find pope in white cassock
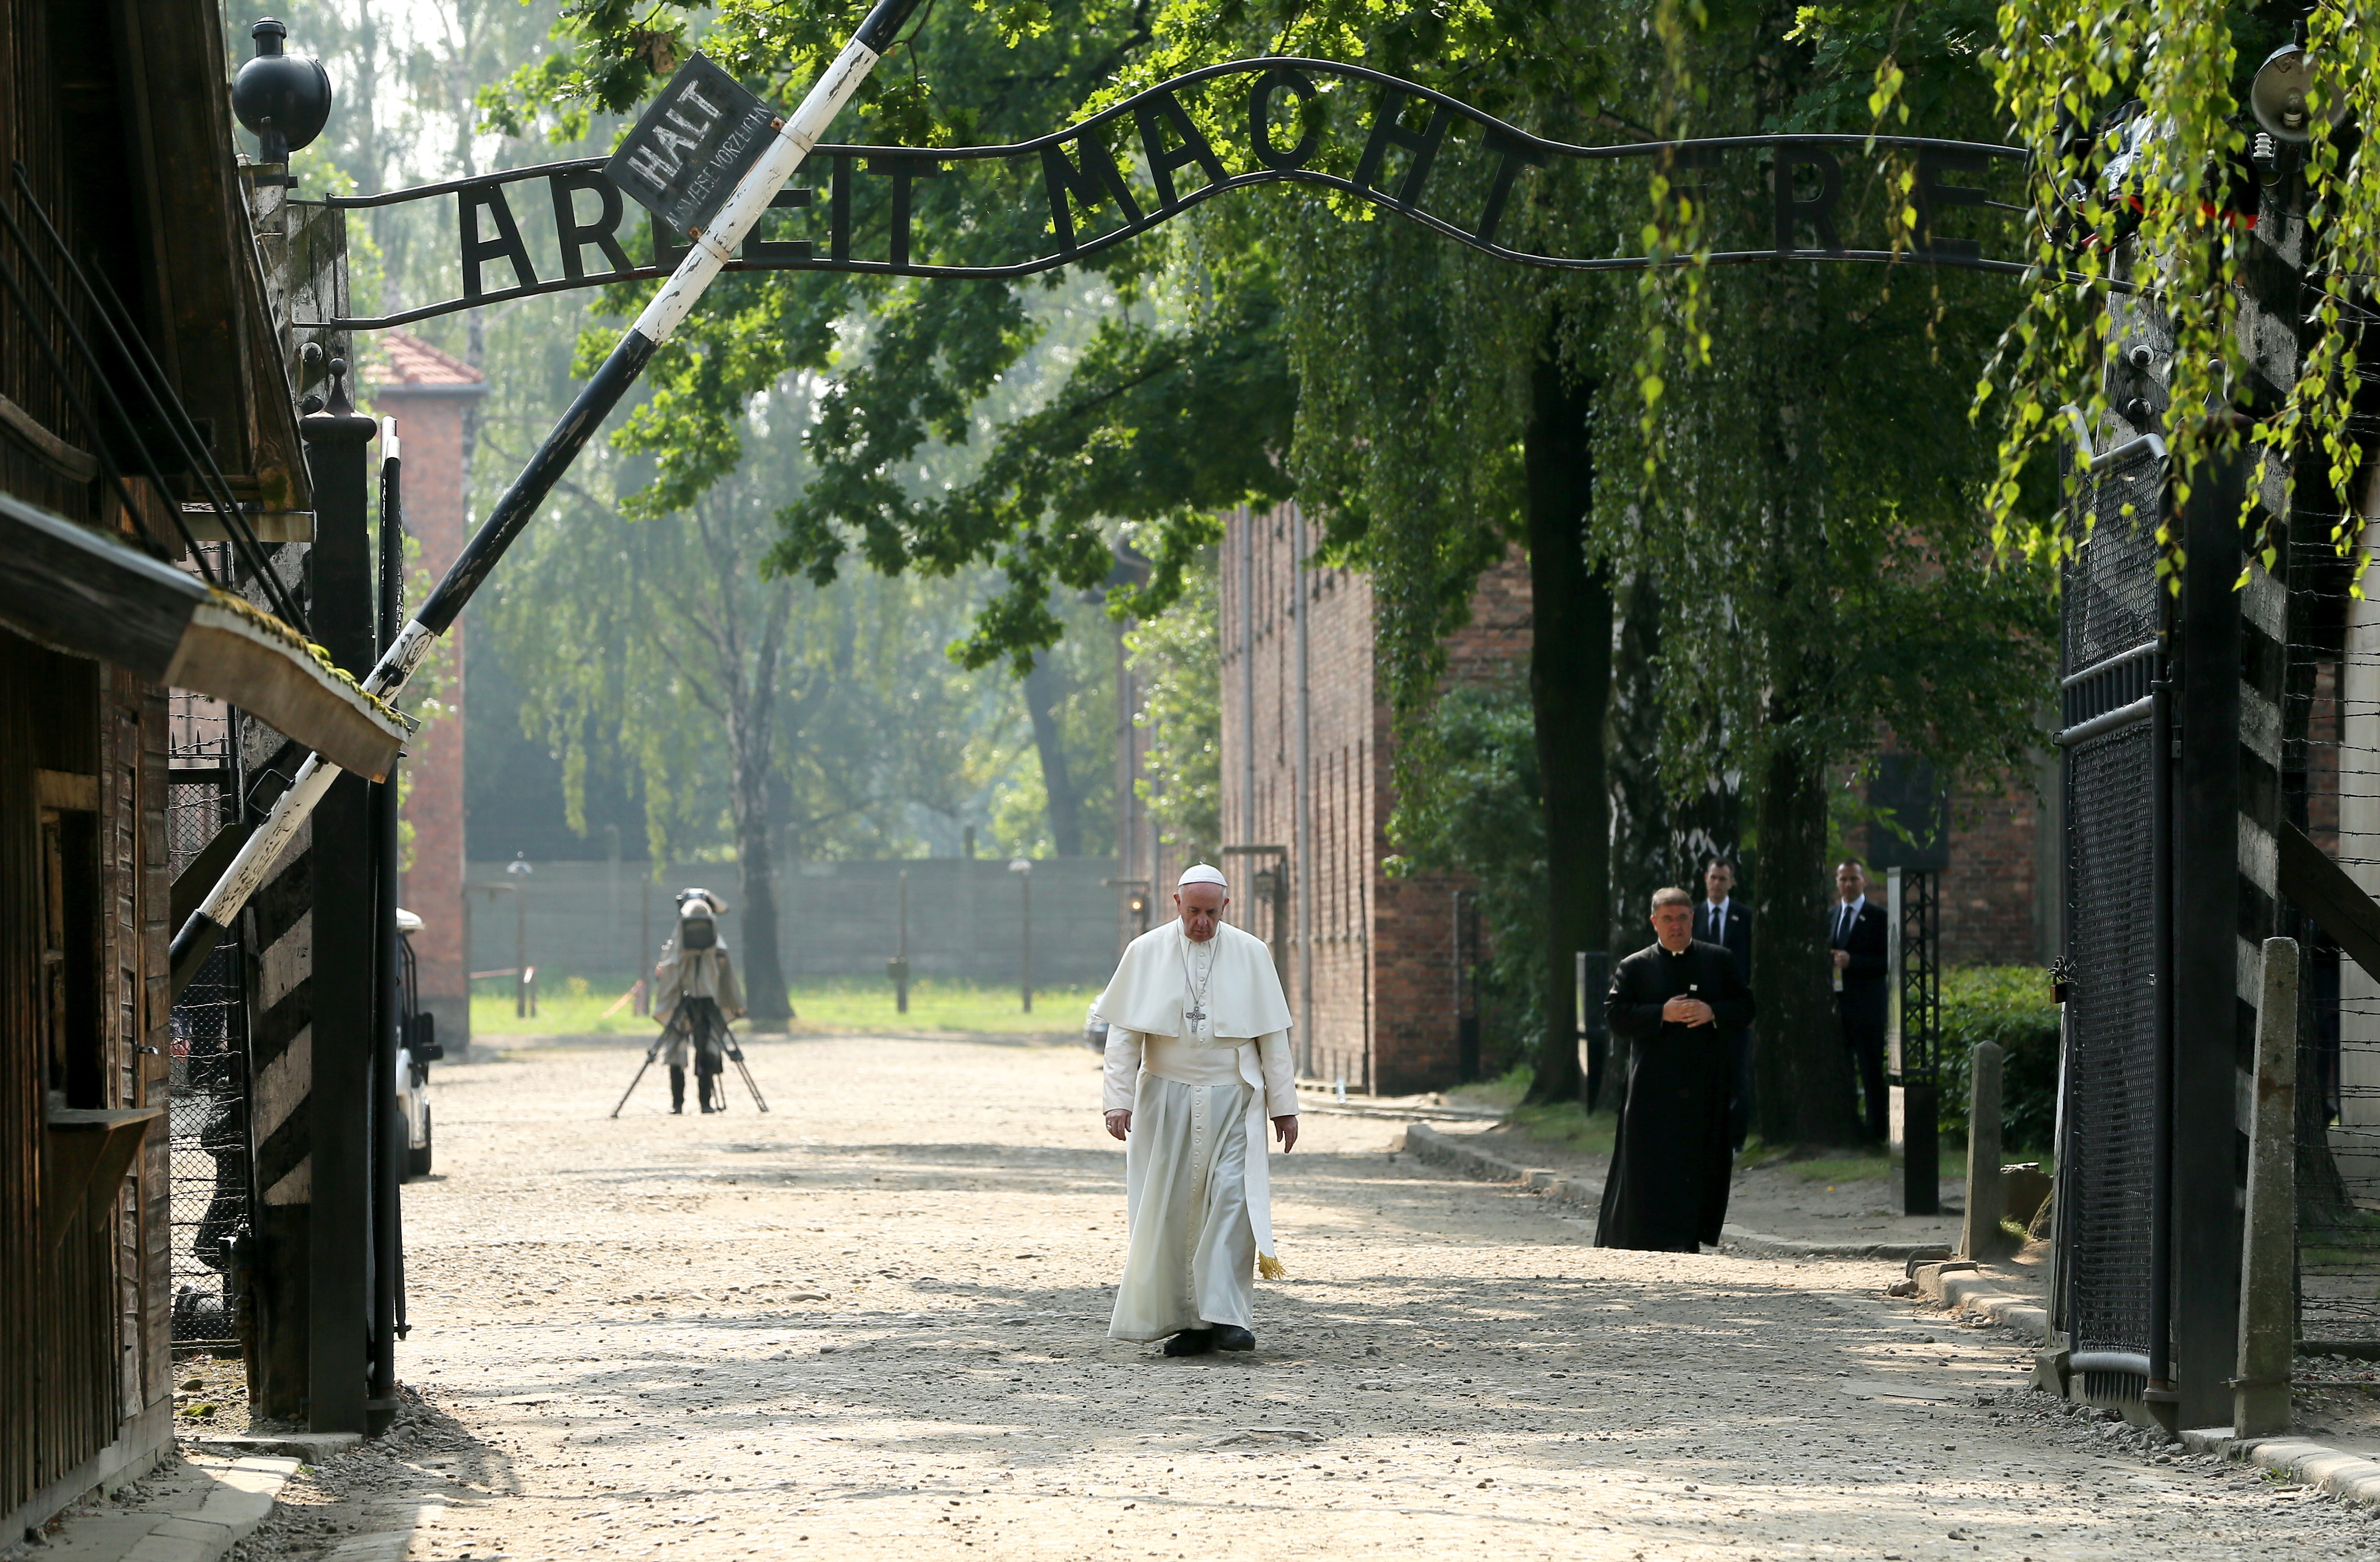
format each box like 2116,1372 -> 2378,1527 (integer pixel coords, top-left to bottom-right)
1097,863 -> 1299,1355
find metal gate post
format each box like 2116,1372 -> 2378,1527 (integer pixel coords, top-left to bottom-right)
302,364 -> 378,1434
2169,452 -> 2249,1431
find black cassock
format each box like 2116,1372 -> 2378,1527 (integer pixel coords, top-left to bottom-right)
1595,938 -> 1757,1252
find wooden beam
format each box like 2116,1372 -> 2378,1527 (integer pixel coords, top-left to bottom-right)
2278,820 -> 2380,980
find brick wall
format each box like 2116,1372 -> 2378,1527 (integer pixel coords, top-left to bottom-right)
370,339 -> 483,1051
1221,502 -> 1532,1094
1852,755 -> 2061,969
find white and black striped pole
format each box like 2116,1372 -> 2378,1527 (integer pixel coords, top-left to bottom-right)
169,0 -> 923,993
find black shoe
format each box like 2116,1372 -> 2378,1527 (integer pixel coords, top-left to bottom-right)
670,1104 -> 684,1115
1211,1326 -> 1255,1352
1161,1329 -> 1216,1357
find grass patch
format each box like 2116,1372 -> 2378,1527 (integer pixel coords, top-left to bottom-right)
1789,1155 -> 1891,1184
469,976 -> 1102,1038
1504,1100 -> 1619,1158
1448,1064 -> 1532,1113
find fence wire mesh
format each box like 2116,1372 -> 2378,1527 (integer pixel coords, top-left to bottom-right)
2057,439 -> 2164,1390
2063,722 -> 2160,1371
2066,450 -> 2164,671
167,703 -> 247,1351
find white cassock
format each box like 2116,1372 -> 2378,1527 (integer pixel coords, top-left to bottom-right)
1097,918 -> 1297,1341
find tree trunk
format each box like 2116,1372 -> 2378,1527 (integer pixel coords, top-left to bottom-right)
1522,343 -> 1612,1107
1606,561 -> 1667,955
730,593 -> 794,1023
1024,655 -> 1083,857
1747,740 -> 1860,1145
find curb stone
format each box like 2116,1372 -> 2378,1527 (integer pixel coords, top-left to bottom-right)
28,1454 -> 299,1562
182,1433 -> 360,1464
1722,1226 -> 1955,1262
1400,1121 -> 1957,1259
1909,1260 -> 2050,1342
1399,1122 -> 1602,1210
2179,1428 -> 2380,1509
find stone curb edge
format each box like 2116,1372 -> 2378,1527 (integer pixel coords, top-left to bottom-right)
108,1454 -> 301,1562
2177,1428 -> 2380,1508
1909,1261 -> 2050,1343
1399,1122 -> 1602,1211
1399,1121 -> 1956,1261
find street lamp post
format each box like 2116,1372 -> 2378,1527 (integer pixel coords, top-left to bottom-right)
1009,858 -> 1033,1014
887,868 -> 911,1014
506,853 -> 533,1016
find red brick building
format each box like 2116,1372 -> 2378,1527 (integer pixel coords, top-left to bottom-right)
1913,763 -> 2062,968
1218,502 -> 1531,1094
367,332 -> 484,1051
1220,501 -> 2059,1096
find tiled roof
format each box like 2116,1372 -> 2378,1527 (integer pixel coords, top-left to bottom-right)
366,329 -> 487,390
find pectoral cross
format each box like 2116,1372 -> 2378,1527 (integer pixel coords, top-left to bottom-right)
1186,1004 -> 1207,1029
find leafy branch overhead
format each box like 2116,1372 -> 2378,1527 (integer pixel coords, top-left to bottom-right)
495,0 -> 1294,671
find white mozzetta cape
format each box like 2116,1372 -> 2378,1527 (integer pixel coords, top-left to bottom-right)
1096,918 -> 1291,1040
1097,918 -> 1297,1280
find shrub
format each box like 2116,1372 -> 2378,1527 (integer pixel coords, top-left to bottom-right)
1934,964 -> 2060,1152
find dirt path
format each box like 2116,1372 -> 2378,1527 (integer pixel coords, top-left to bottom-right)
226,1032 -> 2376,1561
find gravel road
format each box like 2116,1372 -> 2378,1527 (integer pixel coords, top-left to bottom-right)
223,1030 -> 2380,1562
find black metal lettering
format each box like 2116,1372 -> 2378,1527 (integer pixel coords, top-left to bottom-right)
1914,147 -> 1990,260
1771,144 -> 1844,255
1247,68 -> 1320,171
459,183 -> 537,301
830,154 -> 852,263
1472,130 -> 1545,246
1042,133 -> 1143,254
741,188 -> 814,264
1134,90 -> 1228,210
549,169 -> 635,282
864,158 -> 939,269
1351,89 -> 1453,207
650,210 -> 689,269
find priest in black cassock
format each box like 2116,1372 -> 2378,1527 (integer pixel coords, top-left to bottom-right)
1596,886 -> 1759,1252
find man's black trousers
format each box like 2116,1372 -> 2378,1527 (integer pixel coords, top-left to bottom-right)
1839,1001 -> 1887,1142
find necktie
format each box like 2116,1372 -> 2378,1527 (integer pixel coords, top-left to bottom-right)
1836,904 -> 1850,944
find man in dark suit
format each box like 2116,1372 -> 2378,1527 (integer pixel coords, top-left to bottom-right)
1597,887 -> 1758,1252
1697,859 -> 1754,1151
1829,859 -> 1891,1141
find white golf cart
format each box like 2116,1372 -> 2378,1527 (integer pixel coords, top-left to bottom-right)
395,907 -> 442,1179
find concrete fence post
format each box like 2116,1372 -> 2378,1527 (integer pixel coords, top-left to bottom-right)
2235,936 -> 2300,1437
1959,1041 -> 2006,1261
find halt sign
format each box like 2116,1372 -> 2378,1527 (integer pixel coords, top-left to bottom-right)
604,54 -> 780,238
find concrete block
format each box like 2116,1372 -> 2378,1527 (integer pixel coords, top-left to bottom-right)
1992,1304 -> 2050,1338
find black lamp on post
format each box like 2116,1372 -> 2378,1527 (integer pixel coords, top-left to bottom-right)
230,19 -> 332,181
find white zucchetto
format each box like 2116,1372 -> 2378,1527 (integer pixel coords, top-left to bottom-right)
1177,863 -> 1228,890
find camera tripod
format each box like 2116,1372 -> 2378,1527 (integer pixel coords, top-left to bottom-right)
611,1003 -> 769,1117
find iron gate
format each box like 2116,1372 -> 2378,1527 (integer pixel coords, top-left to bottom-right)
2056,435 -> 2168,1400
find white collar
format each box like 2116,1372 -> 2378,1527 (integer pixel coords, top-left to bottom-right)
1704,896 -> 1730,918
1838,894 -> 1866,918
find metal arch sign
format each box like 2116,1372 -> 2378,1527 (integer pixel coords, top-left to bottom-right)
301,56 -> 2031,332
